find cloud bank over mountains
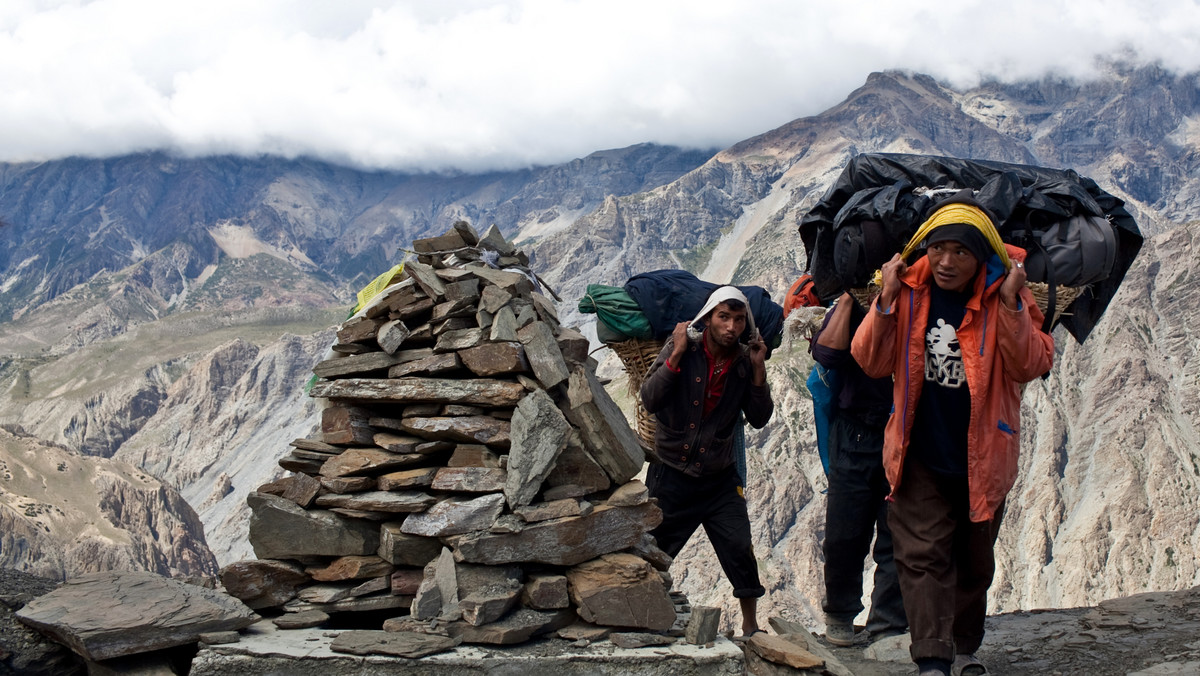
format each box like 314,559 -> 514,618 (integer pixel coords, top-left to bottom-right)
2,0 -> 1199,172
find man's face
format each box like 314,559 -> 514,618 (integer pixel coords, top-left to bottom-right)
707,302 -> 747,349
927,241 -> 980,293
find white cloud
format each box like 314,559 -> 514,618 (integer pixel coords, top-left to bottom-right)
1,0 -> 1198,172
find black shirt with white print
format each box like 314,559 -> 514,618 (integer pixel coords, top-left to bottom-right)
910,283 -> 973,476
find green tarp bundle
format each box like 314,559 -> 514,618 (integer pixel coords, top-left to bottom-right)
578,284 -> 653,341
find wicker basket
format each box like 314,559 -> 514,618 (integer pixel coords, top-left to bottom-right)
849,282 -> 1079,325
1026,283 -> 1080,325
608,337 -> 665,460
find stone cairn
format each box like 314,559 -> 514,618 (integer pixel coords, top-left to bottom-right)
219,221 -> 698,652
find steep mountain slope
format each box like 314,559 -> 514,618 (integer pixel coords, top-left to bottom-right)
0,144 -> 712,323
0,425 -> 215,580
997,224 -> 1200,609
959,63 -> 1200,228
114,332 -> 333,564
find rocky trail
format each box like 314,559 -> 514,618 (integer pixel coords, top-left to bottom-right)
817,585 -> 1200,676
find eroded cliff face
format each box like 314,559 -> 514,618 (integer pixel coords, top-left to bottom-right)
114,332 -> 333,565
996,224 -> 1200,609
0,426 -> 216,580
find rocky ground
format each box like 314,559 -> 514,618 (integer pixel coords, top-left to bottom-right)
5,562 -> 1200,675
813,585 -> 1200,676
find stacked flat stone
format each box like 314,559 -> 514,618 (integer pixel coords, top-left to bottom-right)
221,221 -> 680,647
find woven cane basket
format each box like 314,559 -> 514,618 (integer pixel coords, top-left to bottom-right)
608,337 -> 664,461
849,282 -> 1079,325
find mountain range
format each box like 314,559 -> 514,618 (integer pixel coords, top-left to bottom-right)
0,61 -> 1198,632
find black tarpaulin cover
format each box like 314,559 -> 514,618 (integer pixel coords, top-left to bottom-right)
797,153 -> 1143,343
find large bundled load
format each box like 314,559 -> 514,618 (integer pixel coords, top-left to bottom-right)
220,221 -> 688,651
798,153 -> 1144,342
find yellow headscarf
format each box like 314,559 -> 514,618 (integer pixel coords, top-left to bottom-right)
871,203 -> 1011,286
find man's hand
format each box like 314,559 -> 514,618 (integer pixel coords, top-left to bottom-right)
667,321 -> 690,369
748,334 -> 767,385
879,253 -> 907,310
1000,259 -> 1027,310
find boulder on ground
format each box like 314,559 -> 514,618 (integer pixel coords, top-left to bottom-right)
16,570 -> 258,662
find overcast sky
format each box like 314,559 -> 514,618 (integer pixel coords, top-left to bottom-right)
2,0 -> 1199,173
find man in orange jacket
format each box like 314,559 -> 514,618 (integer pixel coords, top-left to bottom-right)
851,199 -> 1055,676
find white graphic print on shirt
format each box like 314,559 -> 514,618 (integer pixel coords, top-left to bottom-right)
925,318 -> 966,388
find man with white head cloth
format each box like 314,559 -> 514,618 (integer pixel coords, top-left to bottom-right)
640,285 -> 774,636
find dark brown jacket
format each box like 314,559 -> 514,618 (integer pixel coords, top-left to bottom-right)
640,335 -> 774,477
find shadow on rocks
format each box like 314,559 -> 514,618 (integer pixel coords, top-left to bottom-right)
0,568 -> 84,676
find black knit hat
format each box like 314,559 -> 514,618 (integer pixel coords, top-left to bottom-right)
922,223 -> 991,263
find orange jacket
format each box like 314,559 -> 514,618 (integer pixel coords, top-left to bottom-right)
850,244 -> 1055,522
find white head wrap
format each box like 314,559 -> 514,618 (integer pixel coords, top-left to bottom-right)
687,286 -> 758,341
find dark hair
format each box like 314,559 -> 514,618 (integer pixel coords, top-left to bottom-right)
702,298 -> 748,324
719,299 -> 746,312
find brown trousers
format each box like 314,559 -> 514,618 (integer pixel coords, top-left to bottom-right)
888,457 -> 1005,662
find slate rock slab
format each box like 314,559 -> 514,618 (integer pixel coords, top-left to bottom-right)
448,608 -> 575,645
457,564 -> 523,627
16,570 -> 258,662
544,443 -> 611,494
314,490 -> 437,514
504,389 -> 571,509
272,610 -> 329,630
248,492 -> 380,559
218,559 -> 310,610
309,377 -> 526,407
378,523 -> 443,566
446,503 -> 662,566
747,632 -> 825,669
329,630 -> 459,658
516,321 -> 569,389
685,606 -> 721,645
401,494 -> 506,537
566,553 -> 676,631
522,574 -> 570,610
562,365 -> 643,483
609,632 -> 676,649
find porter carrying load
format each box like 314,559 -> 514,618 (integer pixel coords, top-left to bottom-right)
580,270 -> 784,474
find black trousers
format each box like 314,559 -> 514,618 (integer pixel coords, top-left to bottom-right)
822,412 -> 907,636
646,462 -> 765,598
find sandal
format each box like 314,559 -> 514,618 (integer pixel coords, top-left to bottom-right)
733,629 -> 766,643
952,653 -> 988,676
